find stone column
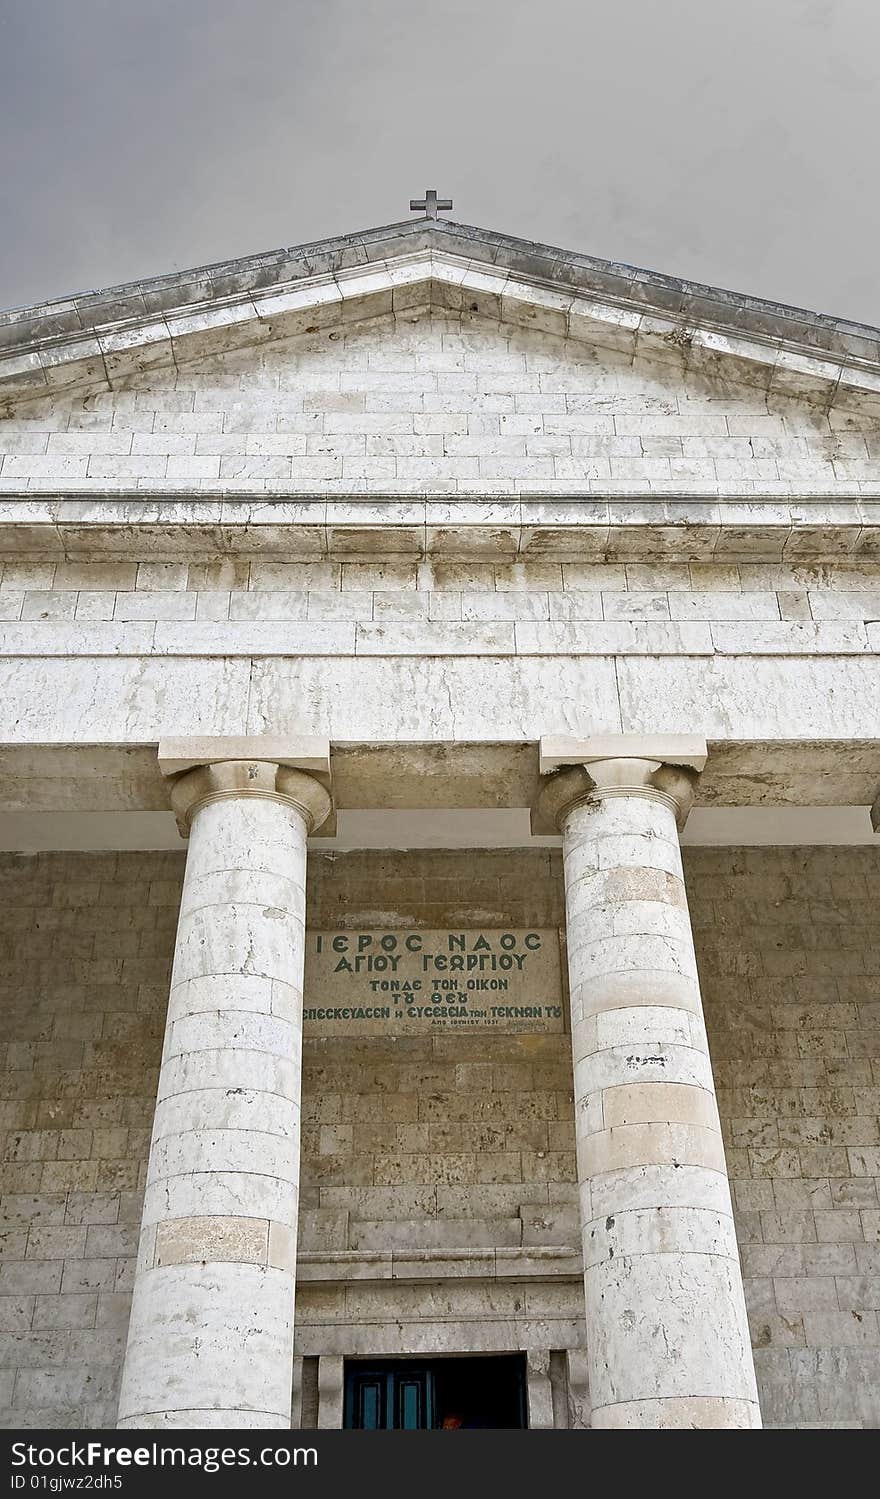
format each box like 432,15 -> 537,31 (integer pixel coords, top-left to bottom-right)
536,736 -> 760,1430
117,753 -> 332,1429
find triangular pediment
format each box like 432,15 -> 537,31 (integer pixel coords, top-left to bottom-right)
1,297 -> 875,502
2,219 -> 880,423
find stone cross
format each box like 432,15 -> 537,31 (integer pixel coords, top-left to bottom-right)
409,188 -> 453,220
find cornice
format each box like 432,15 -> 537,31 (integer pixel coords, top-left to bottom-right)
0,488 -> 878,562
2,225 -> 880,417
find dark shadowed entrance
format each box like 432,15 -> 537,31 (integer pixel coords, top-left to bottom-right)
344,1354 -> 528,1429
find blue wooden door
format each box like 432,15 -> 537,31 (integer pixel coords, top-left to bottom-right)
345,1365 -> 436,1429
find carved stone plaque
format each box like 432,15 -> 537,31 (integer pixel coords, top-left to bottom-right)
303,928 -> 564,1035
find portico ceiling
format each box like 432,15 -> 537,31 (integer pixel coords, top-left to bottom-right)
0,740 -> 875,851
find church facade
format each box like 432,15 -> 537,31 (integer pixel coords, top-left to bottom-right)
0,210 -> 878,1429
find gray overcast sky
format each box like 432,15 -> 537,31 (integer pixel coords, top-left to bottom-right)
1,1 -> 878,323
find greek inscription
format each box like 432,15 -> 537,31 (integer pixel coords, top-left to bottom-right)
303,929 -> 564,1036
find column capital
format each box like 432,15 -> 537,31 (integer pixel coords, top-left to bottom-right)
164,757 -> 333,838
158,736 -> 332,837
533,755 -> 701,834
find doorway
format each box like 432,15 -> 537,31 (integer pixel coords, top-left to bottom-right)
343,1354 -> 528,1429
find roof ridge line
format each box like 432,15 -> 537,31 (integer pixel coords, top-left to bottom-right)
3,217 -> 879,344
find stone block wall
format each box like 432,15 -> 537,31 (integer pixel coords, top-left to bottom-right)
0,852 -> 180,1427
691,847 -> 880,1429
299,850 -> 576,1255
0,845 -> 878,1426
2,554 -> 880,658
0,313 -> 870,495
0,847 -> 578,1427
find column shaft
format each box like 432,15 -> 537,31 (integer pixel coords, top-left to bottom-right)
118,762 -> 329,1429
552,760 -> 760,1429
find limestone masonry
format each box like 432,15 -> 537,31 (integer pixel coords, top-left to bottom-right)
0,213 -> 878,1429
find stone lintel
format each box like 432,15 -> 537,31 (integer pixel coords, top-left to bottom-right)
296,1246 -> 582,1285
538,734 -> 708,776
158,735 -> 331,778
